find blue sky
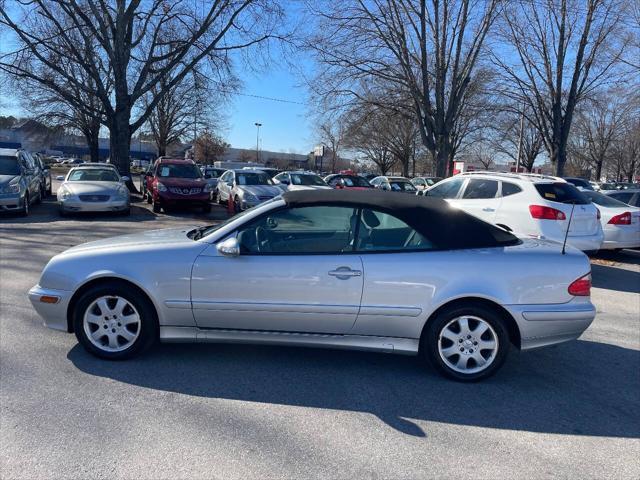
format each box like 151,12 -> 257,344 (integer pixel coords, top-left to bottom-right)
224,66 -> 312,154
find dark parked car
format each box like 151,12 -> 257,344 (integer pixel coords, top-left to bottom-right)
324,174 -> 374,190
146,158 -> 212,213
33,153 -> 52,197
604,189 -> 640,208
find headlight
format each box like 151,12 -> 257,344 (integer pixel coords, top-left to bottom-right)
1,181 -> 21,194
58,186 -> 73,199
243,193 -> 258,202
115,187 -> 129,199
157,183 -> 168,192
204,183 -> 213,193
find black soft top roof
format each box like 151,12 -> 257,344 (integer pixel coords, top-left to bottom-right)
282,189 -> 519,250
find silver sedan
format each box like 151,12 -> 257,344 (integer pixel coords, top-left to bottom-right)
56,165 -> 130,215
29,190 -> 595,381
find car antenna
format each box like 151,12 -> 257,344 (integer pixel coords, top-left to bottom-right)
561,201 -> 577,255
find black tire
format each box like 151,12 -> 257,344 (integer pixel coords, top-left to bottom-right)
59,207 -> 67,217
120,207 -> 131,216
233,196 -> 241,213
152,199 -> 161,213
216,191 -> 224,205
72,282 -> 158,360
20,193 -> 29,217
202,203 -> 212,213
35,189 -> 42,204
420,303 -> 510,382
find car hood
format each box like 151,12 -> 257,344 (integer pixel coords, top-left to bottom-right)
157,177 -> 207,188
0,174 -> 19,185
63,181 -> 125,195
60,226 -> 199,256
238,185 -> 282,197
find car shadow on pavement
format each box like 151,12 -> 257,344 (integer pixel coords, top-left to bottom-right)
67,338 -> 640,439
591,263 -> 640,294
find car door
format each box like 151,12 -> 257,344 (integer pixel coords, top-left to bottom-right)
19,153 -> 39,199
449,178 -> 501,223
191,205 -> 364,333
349,208 -> 435,339
218,171 -> 233,201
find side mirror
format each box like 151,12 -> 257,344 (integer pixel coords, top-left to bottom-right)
217,237 -> 240,257
56,175 -> 65,181
121,176 -> 130,182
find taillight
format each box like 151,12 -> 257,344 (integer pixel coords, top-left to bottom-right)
568,273 -> 591,296
608,212 -> 632,225
529,205 -> 566,220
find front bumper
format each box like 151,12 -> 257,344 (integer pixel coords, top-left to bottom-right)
505,298 -> 596,350
28,285 -> 73,332
59,198 -> 129,212
157,191 -> 210,207
0,193 -> 25,211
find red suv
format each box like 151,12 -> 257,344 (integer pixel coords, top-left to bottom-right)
145,158 -> 212,213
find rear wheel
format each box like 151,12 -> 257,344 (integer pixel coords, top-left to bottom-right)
152,199 -> 161,213
233,196 -> 241,213
73,283 -> 158,360
421,303 -> 510,381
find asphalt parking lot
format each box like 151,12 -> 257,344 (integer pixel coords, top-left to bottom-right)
1,183 -> 639,479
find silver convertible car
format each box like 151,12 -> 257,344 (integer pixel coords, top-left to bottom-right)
29,190 -> 596,381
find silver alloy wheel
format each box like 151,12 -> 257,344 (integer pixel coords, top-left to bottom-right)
437,315 -> 499,374
83,296 -> 141,352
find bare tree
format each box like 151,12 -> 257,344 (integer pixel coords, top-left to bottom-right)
492,107 -> 544,172
305,0 -> 501,177
0,0 -> 284,177
495,0 -> 627,176
569,89 -> 637,180
317,119 -> 347,173
192,131 -> 229,165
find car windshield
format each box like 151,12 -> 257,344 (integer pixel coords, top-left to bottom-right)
534,182 -> 589,204
339,175 -> 371,187
290,174 -> 327,186
237,172 -> 273,185
67,168 -> 120,182
599,183 -> 617,190
0,156 -> 20,175
583,190 -> 631,208
204,168 -> 225,177
159,163 -> 202,179
390,180 -> 417,192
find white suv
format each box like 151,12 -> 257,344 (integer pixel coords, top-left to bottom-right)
419,172 -> 604,252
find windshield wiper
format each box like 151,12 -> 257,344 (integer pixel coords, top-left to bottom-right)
191,225 -> 212,240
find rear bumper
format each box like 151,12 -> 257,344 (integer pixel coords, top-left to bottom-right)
565,232 -> 604,252
505,299 -> 596,350
601,225 -> 640,250
28,285 -> 73,332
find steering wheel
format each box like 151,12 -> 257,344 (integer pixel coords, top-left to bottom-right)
255,226 -> 269,253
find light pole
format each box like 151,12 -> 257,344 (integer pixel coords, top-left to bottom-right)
254,122 -> 262,163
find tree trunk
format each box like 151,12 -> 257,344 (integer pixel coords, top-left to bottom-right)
435,147 -> 449,177
109,107 -> 136,191
595,159 -> 603,181
88,133 -> 100,163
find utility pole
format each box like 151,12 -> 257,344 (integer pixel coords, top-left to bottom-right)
516,104 -> 525,173
254,122 -> 262,163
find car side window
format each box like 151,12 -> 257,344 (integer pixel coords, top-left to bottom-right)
236,206 -> 358,254
356,209 -> 434,252
501,182 -> 522,197
462,179 -> 499,199
426,178 -> 464,199
611,192 -> 633,204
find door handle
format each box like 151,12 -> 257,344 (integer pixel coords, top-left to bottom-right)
482,207 -> 495,212
328,267 -> 362,279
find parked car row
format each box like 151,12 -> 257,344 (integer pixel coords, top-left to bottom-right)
0,148 -> 51,216
417,172 -> 639,252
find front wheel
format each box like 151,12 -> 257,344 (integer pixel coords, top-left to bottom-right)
20,193 -> 29,216
421,304 -> 509,381
73,283 -> 158,360
152,199 -> 161,213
